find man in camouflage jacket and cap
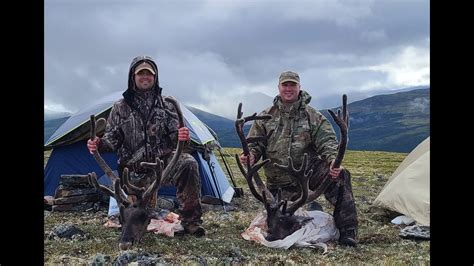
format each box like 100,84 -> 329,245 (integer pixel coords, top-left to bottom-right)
87,55 -> 205,236
240,70 -> 358,246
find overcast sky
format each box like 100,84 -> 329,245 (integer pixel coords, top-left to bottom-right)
45,0 -> 429,119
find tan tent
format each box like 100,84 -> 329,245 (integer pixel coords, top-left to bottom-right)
373,137 -> 430,226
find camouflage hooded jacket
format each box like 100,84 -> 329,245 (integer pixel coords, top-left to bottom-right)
247,90 -> 339,188
99,56 -> 180,173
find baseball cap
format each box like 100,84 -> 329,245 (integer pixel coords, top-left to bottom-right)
134,62 -> 156,75
279,71 -> 300,84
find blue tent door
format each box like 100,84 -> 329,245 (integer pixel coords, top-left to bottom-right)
195,152 -> 234,203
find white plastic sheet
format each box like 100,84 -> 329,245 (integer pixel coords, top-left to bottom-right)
241,210 -> 339,252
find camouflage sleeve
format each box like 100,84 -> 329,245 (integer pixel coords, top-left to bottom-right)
99,103 -> 123,153
311,111 -> 338,164
247,112 -> 266,161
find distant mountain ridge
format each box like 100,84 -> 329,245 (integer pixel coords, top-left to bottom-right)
321,88 -> 429,152
44,88 -> 429,152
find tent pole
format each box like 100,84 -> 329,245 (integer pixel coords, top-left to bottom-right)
218,147 -> 243,197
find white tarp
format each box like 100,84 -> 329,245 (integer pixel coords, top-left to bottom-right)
241,210 -> 339,253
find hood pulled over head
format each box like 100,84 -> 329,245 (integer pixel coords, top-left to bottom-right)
123,55 -> 163,104
127,55 -> 160,93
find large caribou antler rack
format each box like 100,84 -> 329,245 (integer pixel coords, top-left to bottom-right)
273,94 -> 349,211
234,96 -> 349,241
88,97 -> 185,208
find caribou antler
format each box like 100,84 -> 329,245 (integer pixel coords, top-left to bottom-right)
234,103 -> 273,203
140,96 -> 186,206
88,172 -> 129,206
88,96 -> 186,251
88,97 -> 185,205
327,94 -> 349,168
235,96 -> 349,241
275,94 -> 349,207
120,167 -> 146,197
89,115 -> 130,206
273,154 -> 313,215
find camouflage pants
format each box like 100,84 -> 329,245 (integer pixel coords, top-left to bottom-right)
162,153 -> 203,225
269,158 -> 358,231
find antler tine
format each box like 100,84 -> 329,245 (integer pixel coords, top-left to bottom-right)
305,175 -> 333,204
274,188 -> 287,212
120,167 -> 145,197
237,102 -> 243,119
141,158 -> 164,177
304,94 -> 350,203
113,179 -> 130,206
237,102 -> 270,122
88,172 -> 114,197
274,154 -> 312,214
88,172 -> 130,206
243,113 -> 272,123
235,154 -> 270,203
235,114 -> 272,156
142,97 -> 185,203
281,200 -> 288,214
142,158 -> 165,205
253,172 -> 274,202
235,117 -> 250,156
327,94 -> 349,168
235,103 -> 275,204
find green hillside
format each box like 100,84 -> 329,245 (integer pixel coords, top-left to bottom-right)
323,88 -> 429,152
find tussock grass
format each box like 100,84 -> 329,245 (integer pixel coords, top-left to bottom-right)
44,148 -> 429,264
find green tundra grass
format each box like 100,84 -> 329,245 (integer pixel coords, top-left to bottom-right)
44,148 -> 429,264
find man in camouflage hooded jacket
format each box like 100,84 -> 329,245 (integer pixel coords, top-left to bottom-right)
240,71 -> 358,246
87,55 -> 204,236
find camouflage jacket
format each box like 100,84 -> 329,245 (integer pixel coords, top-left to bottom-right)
99,89 -> 180,173
247,90 -> 339,188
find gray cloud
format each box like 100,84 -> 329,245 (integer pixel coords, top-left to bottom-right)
45,0 -> 429,118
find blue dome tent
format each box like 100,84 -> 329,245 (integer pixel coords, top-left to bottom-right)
44,91 -> 234,205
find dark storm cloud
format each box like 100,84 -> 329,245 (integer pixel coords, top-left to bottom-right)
45,0 -> 429,118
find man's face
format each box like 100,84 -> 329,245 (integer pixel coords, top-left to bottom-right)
134,70 -> 155,91
278,81 -> 300,103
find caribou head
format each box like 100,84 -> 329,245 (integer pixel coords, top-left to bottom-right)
88,97 -> 185,250
235,95 -> 349,241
